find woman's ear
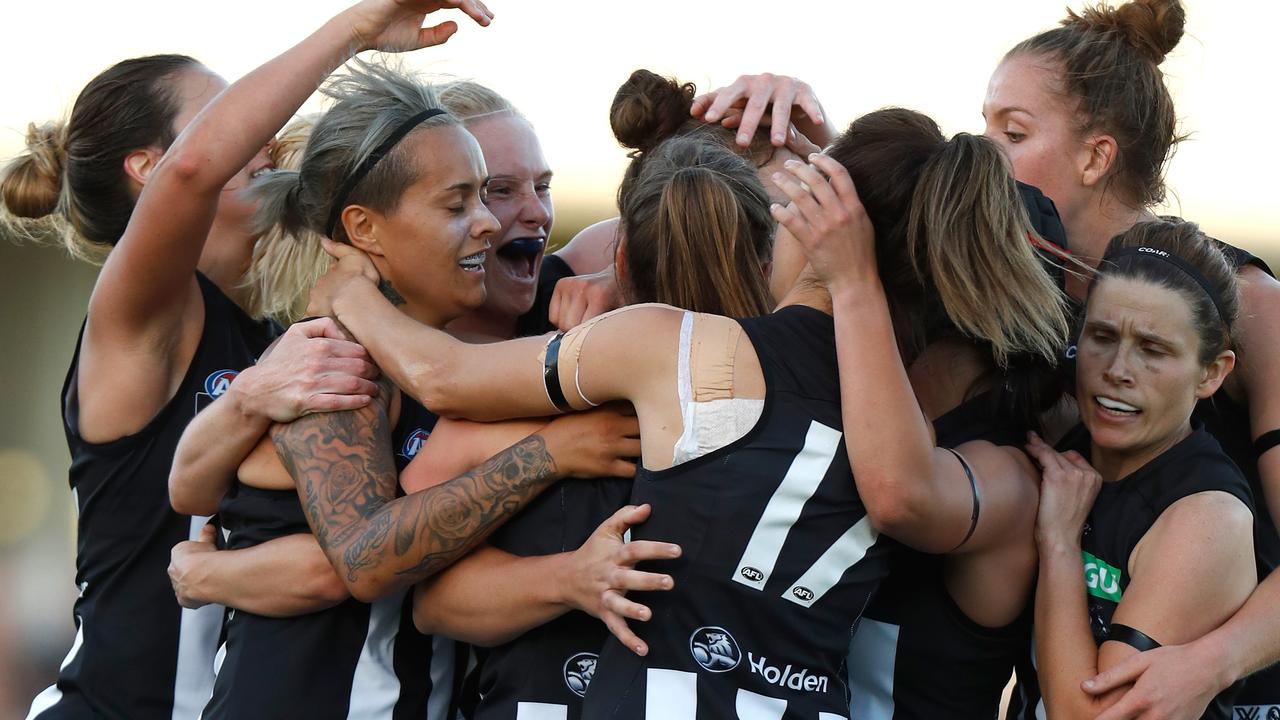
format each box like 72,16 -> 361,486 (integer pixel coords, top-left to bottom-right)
1196,350 -> 1236,400
122,147 -> 163,189
341,205 -> 386,258
613,234 -> 628,285
1080,134 -> 1119,189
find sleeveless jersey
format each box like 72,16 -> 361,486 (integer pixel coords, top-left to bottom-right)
202,395 -> 462,720
1197,242 -> 1279,713
848,394 -> 1030,720
581,305 -> 894,720
28,273 -> 280,720
466,476 -> 632,720
1009,424 -> 1253,720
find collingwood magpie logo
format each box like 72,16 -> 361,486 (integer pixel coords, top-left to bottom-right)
689,626 -> 741,672
399,428 -> 430,459
563,652 -> 597,697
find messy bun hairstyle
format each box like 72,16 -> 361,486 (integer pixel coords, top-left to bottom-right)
1,54 -> 200,263
610,69 -> 776,210
1007,0 -> 1187,207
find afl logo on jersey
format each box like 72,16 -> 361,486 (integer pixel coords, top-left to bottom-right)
689,626 -> 741,673
740,566 -> 764,583
562,652 -> 598,697
204,370 -> 239,398
791,586 -> 815,602
399,428 -> 431,459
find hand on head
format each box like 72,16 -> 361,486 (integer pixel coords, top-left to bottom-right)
769,154 -> 877,291
346,0 -> 494,54
691,73 -> 829,148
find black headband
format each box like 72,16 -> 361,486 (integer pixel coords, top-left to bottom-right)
1106,246 -> 1228,322
324,108 -> 448,238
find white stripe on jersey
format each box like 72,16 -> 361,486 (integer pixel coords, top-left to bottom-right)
784,516 -> 878,608
347,591 -> 404,719
733,421 -> 842,591
847,618 -> 899,720
427,636 -> 457,720
646,668 -> 697,720
174,515 -> 222,720
818,714 -> 848,719
515,701 -> 569,720
735,688 -> 787,719
25,614 -> 85,720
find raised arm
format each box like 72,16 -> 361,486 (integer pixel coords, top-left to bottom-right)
771,156 -> 1040,560
691,73 -> 835,150
1028,438 -> 1256,720
169,317 -> 379,515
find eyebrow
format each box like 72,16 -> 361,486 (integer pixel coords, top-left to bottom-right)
1084,319 -> 1179,348
488,171 -> 555,182
989,105 -> 1035,119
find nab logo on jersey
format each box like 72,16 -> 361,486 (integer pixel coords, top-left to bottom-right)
204,370 -> 238,398
689,626 -> 741,673
563,652 -> 598,697
400,429 -> 431,459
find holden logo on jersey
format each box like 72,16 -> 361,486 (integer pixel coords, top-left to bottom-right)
791,586 -> 815,602
563,652 -> 598,697
690,626 -> 741,672
204,370 -> 238,398
740,566 -> 764,583
747,653 -> 830,694
400,428 -> 431,459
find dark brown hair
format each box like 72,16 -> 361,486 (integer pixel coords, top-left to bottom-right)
1,54 -> 201,263
1095,220 -> 1239,363
1007,0 -> 1187,207
619,134 -> 774,319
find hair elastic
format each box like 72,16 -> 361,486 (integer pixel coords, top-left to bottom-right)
1106,246 -> 1227,321
324,107 -> 448,238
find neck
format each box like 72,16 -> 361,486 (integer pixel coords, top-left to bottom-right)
1063,194 -> 1156,299
775,281 -> 832,316
196,222 -> 254,310
1090,421 -> 1193,482
446,306 -> 519,341
906,340 -> 989,422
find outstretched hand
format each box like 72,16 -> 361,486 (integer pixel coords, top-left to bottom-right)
567,504 -> 680,656
770,154 -> 877,290
691,73 -> 832,149
347,0 -> 494,54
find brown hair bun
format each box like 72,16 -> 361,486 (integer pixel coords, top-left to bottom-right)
1066,0 -> 1186,64
610,69 -> 697,154
1,121 -> 67,219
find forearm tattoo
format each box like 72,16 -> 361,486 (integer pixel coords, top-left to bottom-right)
378,279 -> 407,307
272,409 -> 559,593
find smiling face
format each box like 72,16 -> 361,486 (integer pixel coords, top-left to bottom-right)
983,54 -> 1092,231
367,124 -> 500,328
465,114 -> 553,320
1076,276 -> 1227,475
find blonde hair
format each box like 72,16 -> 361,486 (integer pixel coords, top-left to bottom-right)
437,80 -> 518,123
239,116 -> 330,324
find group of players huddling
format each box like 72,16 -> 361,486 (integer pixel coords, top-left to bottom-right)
4,0 -> 1280,718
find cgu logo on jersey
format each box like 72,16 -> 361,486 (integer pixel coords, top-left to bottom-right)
204,370 -> 239,398
399,429 -> 431,459
689,626 -> 742,672
563,652 -> 598,698
747,653 -> 829,694
1082,550 -> 1123,602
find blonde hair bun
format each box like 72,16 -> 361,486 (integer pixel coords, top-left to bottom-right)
1,121 -> 67,219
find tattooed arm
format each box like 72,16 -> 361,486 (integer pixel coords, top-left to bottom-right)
273,397 -> 639,602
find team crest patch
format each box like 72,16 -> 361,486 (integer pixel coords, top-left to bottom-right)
400,428 -> 431,459
195,369 -> 239,413
563,652 -> 598,697
689,625 -> 741,672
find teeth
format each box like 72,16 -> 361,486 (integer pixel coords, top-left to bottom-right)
458,250 -> 486,271
1096,396 -> 1140,413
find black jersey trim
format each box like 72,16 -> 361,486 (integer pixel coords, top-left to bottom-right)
1254,429 -> 1280,457
1105,623 -> 1161,652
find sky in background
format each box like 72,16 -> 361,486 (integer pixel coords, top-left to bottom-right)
0,0 -> 1276,713
3,0 -> 1278,247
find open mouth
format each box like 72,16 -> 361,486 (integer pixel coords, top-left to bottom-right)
249,164 -> 276,180
492,237 -> 544,280
1095,396 -> 1141,417
458,249 -> 487,273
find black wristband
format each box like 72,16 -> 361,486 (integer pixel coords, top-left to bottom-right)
1106,623 -> 1162,652
1254,429 -> 1280,457
542,332 -> 573,413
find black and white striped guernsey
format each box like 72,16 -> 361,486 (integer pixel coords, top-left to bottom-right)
581,305 -> 893,720
847,393 -> 1030,720
28,273 -> 280,720
1009,423 -> 1253,720
202,393 -> 463,720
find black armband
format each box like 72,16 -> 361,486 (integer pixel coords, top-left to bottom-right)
1105,623 -> 1162,653
542,332 -> 573,413
1255,429 -> 1280,457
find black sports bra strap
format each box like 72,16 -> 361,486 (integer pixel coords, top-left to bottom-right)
1105,623 -> 1162,653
